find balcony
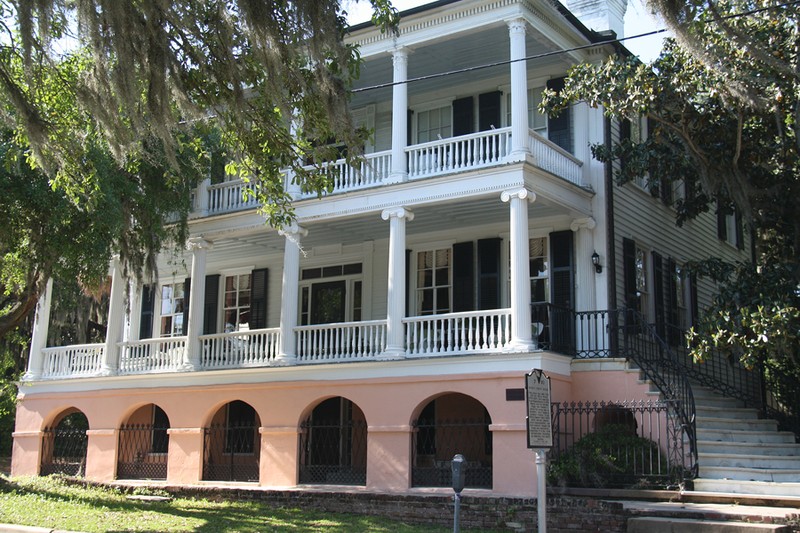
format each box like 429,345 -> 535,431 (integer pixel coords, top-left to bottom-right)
198,128 -> 583,217
35,308 -> 537,380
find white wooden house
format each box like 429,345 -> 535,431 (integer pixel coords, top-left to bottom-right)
15,0 -> 795,498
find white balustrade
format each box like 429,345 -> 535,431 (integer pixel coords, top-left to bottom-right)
41,344 -> 104,378
403,309 -> 512,357
119,337 -> 187,374
207,179 -> 260,214
407,128 -> 512,179
528,130 -> 584,186
295,320 -> 387,363
298,151 -> 392,198
200,328 -> 280,369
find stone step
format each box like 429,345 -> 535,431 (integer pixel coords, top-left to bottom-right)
693,395 -> 747,409
627,517 -> 789,532
699,465 -> 800,482
696,416 -> 779,432
695,428 -> 796,444
699,452 -> 800,470
695,406 -> 760,420
692,479 -> 800,498
697,440 -> 800,456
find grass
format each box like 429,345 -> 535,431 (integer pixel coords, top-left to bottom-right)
0,475 -> 499,532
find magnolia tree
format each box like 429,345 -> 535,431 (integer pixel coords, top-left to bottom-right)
542,1 -> 799,409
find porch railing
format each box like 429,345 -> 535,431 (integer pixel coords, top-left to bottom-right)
295,320 -> 387,363
41,344 -> 104,379
297,151 -> 392,199
403,309 -> 512,357
207,179 -> 259,214
200,328 -> 280,369
528,130 -> 583,186
407,128 -> 512,179
118,337 -> 187,374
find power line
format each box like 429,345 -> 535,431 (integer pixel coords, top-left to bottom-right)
351,0 -> 800,94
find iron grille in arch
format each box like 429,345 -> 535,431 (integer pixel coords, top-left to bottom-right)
411,418 -> 493,489
202,423 -> 260,482
40,426 -> 87,476
116,424 -> 169,480
299,418 -> 367,485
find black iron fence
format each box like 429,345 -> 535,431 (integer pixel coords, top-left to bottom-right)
202,423 -> 260,482
549,400 -> 684,489
299,419 -> 367,485
117,424 -> 169,480
40,427 -> 87,476
411,418 -> 492,489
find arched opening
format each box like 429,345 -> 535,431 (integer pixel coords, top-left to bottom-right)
117,404 -> 170,480
411,393 -> 492,488
202,400 -> 261,482
299,397 -> 366,485
41,409 -> 89,476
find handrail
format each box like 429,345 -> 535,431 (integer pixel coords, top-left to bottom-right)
403,309 -> 512,356
614,309 -> 698,480
528,130 -> 583,186
406,128 -> 512,179
41,344 -> 104,379
200,328 -> 279,368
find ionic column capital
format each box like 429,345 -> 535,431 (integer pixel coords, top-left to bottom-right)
278,222 -> 308,239
570,217 -> 597,232
186,237 -> 212,252
506,17 -> 527,34
381,207 -> 415,222
391,46 -> 412,63
501,188 -> 536,204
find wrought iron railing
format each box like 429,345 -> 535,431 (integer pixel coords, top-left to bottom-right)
298,418 -> 367,485
40,426 -> 87,476
117,424 -> 169,480
202,423 -> 261,482
410,418 -> 492,489
549,400 -> 681,488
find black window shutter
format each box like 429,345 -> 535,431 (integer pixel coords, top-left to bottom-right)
735,211 -> 744,250
689,272 -> 699,327
139,284 -> 155,340
250,269 -> 269,329
478,91 -> 501,132
182,277 -> 191,336
546,77 -> 572,153
407,109 -> 413,146
652,251 -> 665,337
716,200 -> 727,240
452,96 -> 474,137
452,241 -> 475,312
622,238 -> 638,312
477,238 -> 501,310
405,249 -> 411,317
666,258 -> 679,344
549,231 -> 574,309
203,274 -> 220,334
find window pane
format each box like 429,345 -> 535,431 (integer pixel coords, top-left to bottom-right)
436,288 -> 450,313
435,267 -> 448,285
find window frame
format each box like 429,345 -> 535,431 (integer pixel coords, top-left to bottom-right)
157,279 -> 186,338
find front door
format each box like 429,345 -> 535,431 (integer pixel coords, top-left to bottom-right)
310,281 -> 346,324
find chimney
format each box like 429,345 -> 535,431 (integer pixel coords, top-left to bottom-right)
564,0 -> 628,38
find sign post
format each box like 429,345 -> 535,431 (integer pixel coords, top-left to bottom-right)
526,369 -> 552,533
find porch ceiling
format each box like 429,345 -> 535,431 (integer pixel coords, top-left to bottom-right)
202,194 -> 566,266
350,22 -> 573,108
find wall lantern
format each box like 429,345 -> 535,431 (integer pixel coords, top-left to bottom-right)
592,251 -> 602,274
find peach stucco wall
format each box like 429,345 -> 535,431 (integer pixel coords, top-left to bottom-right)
13,363 -> 646,497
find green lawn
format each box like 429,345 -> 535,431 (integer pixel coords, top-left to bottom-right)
0,475 -> 497,532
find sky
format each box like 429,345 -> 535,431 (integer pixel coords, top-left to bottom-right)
343,0 -> 667,63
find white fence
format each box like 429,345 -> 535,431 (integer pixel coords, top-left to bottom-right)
41,344 -> 104,378
404,309 -> 512,357
119,337 -> 187,374
297,151 -> 392,198
207,179 -> 260,214
407,128 -> 512,179
200,328 -> 280,369
295,320 -> 387,363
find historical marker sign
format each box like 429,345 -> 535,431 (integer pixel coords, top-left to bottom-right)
526,369 -> 553,449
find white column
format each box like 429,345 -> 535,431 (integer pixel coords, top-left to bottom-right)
502,188 -> 536,351
570,218 -> 597,312
124,280 -> 141,342
507,18 -> 531,160
389,47 -> 410,183
183,237 -> 212,370
23,278 -> 53,381
380,207 -> 414,358
195,177 -> 211,216
276,223 -> 307,364
100,256 -> 126,375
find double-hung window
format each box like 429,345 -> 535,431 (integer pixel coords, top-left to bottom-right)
223,273 -> 251,331
416,248 -> 451,315
159,282 -> 185,337
416,106 -> 452,143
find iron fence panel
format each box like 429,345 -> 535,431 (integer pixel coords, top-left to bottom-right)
299,419 -> 367,485
117,424 -> 169,480
202,424 -> 260,482
40,427 -> 87,476
411,418 -> 492,489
